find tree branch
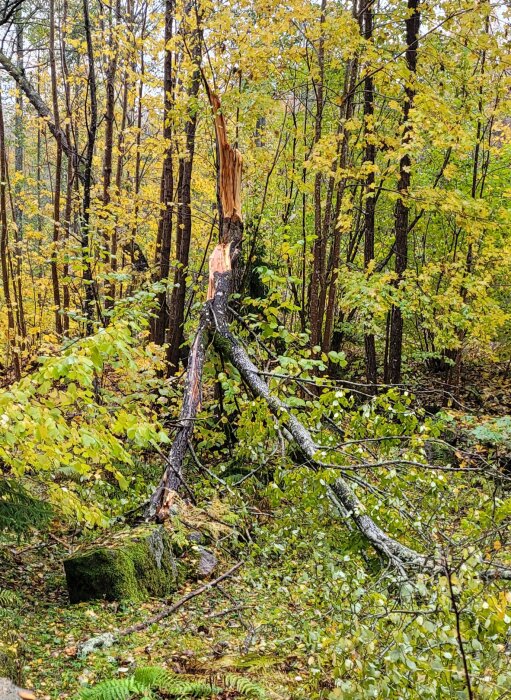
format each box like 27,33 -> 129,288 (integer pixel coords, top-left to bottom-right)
0,48 -> 82,177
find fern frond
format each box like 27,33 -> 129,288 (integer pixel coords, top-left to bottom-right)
133,667 -> 176,689
222,674 -> 268,699
77,677 -> 143,700
163,680 -> 220,698
0,589 -> 19,607
0,479 -> 52,536
80,669 -> 220,700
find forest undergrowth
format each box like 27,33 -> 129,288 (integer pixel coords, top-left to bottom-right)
1,306 -> 510,699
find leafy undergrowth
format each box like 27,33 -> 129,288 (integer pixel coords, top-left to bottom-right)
2,488 -> 511,700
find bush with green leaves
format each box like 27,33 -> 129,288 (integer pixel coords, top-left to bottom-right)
0,291 -> 172,527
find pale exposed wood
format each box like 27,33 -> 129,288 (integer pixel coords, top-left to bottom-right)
210,93 -> 243,222
18,691 -> 36,700
207,242 -> 231,300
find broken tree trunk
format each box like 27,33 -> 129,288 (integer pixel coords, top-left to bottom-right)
145,93 -> 436,574
146,92 -> 242,521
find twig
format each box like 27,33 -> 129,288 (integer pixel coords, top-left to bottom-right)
205,604 -> 251,619
76,563 -> 243,658
118,561 -> 243,637
444,555 -> 474,700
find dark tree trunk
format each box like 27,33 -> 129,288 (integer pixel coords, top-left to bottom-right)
386,0 -> 420,385
152,0 -> 174,345
362,0 -> 377,390
0,89 -> 21,379
308,0 -> 326,350
322,13 -> 358,354
49,0 -> 63,336
167,16 -> 202,374
82,0 -> 98,334
61,0 -> 72,335
13,9 -> 26,341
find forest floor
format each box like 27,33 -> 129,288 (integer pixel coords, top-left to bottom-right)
2,521 -> 312,700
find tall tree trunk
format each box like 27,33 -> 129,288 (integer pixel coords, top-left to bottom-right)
362,0 -> 377,390
386,0 -> 420,385
167,14 -> 202,374
308,0 -> 326,350
126,0 -> 147,273
104,0 -> 123,310
0,89 -> 21,379
82,0 -> 98,334
449,9 -> 489,390
152,0 -> 174,345
322,3 -> 358,355
61,0 -> 72,335
13,9 -> 26,342
49,0 -> 63,335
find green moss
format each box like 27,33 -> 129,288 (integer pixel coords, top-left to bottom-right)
64,525 -> 187,603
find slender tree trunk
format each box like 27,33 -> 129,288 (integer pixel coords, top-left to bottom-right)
13,10 -> 26,342
104,0 -> 124,310
82,0 -> 98,334
323,31 -> 358,353
49,0 -> 63,335
61,0 -> 72,334
167,15 -> 202,374
152,0 -> 174,345
308,0 -> 326,350
126,0 -> 147,272
362,0 -> 377,390
449,9 -> 489,390
386,0 -> 420,385
0,89 -> 21,379
102,0 -> 121,299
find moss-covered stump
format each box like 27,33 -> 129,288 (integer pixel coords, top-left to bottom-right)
64,525 -> 186,604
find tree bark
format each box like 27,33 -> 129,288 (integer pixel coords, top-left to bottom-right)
13,9 -> 26,342
0,88 -> 21,379
82,0 -> 98,334
362,0 -> 377,390
167,13 -> 202,374
386,0 -> 420,385
49,0 -> 63,336
152,0 -> 175,345
308,0 -> 326,350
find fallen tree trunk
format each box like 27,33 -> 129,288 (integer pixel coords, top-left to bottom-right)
146,93 -> 511,580
212,327 -> 426,572
146,91 -> 427,571
0,49 -> 81,176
